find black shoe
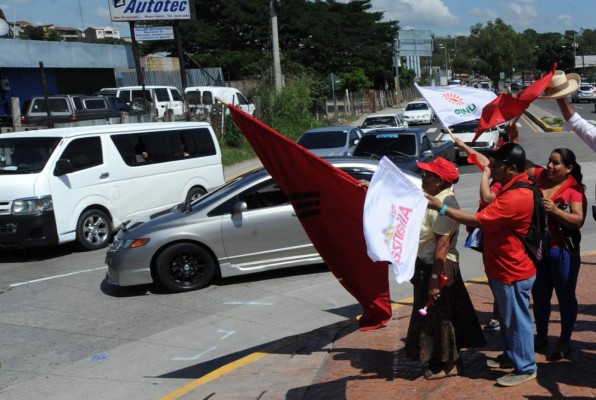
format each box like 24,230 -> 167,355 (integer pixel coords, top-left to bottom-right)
549,345 -> 571,361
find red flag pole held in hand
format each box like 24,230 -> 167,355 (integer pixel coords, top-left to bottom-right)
419,274 -> 449,316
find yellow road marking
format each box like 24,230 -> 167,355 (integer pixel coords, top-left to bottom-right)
162,250 -> 595,398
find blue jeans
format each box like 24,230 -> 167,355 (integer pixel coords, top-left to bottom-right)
490,276 -> 537,374
532,246 -> 580,344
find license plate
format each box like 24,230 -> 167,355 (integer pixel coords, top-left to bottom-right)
459,151 -> 468,157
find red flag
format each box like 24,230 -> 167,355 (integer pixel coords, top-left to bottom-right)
228,105 -> 391,331
472,64 -> 557,143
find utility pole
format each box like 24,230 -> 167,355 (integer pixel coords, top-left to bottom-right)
270,0 -> 282,92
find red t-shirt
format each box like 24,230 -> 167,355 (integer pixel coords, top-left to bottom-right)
476,173 -> 536,284
534,166 -> 586,248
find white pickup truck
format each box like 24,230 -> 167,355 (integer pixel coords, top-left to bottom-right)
436,119 -> 504,163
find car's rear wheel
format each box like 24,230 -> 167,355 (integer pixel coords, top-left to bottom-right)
76,209 -> 113,250
155,243 -> 216,292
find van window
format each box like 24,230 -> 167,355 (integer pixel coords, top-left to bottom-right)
202,91 -> 213,105
170,89 -> 183,101
237,93 -> 249,105
155,88 -> 170,102
0,137 -> 60,173
186,90 -> 202,105
131,90 -> 152,102
118,91 -> 131,103
59,137 -> 103,172
111,128 -> 217,166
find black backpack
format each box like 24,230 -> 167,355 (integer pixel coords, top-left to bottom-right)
504,178 -> 547,264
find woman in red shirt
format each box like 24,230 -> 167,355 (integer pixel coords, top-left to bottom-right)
527,148 -> 587,361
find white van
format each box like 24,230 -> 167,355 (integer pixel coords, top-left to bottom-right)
184,86 -> 256,116
0,122 -> 224,250
98,86 -> 185,119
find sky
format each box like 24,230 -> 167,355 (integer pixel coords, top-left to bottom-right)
0,0 -> 592,38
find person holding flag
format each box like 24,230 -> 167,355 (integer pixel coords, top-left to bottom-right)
403,158 -> 485,380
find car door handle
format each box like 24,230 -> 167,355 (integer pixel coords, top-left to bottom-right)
99,172 -> 109,179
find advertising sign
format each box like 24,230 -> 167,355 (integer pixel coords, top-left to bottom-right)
109,0 -> 192,21
134,26 -> 174,40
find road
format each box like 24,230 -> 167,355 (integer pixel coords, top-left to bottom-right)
1,102 -> 595,399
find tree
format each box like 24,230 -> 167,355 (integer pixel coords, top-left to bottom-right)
140,0 -> 398,88
467,19 -> 533,86
20,25 -> 45,40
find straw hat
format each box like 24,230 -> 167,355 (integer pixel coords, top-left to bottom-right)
541,70 -> 581,99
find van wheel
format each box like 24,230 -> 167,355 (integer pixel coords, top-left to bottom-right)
155,243 -> 216,292
186,187 -> 207,202
76,209 -> 113,250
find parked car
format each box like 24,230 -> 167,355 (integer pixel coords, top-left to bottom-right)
104,157 -> 421,292
571,84 -> 596,103
361,113 -> 408,133
402,100 -> 435,125
184,86 -> 256,116
510,81 -> 521,91
97,86 -> 185,118
297,126 -> 363,156
352,127 -> 455,173
21,94 -> 124,127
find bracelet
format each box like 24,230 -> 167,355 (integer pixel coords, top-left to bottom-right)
439,204 -> 448,215
431,273 -> 439,279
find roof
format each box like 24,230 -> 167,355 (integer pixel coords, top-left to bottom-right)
0,122 -> 212,140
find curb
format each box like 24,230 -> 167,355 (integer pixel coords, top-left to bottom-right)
524,110 -> 563,132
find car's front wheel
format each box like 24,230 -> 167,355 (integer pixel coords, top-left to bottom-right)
76,209 -> 113,250
155,243 -> 216,292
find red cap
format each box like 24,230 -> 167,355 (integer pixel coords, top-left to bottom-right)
417,157 -> 459,184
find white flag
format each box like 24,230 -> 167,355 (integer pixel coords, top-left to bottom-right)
363,157 -> 427,283
415,83 -> 497,127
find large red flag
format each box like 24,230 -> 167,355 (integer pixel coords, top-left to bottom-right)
228,105 -> 392,331
473,64 -> 557,143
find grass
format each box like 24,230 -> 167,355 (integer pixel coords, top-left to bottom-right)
540,116 -> 564,127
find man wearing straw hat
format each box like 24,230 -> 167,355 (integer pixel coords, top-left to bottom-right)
543,70 -> 596,151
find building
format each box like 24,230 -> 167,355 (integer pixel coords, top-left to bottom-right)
84,26 -> 121,42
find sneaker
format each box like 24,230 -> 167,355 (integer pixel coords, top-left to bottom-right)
484,319 -> 500,331
497,371 -> 537,386
486,354 -> 514,369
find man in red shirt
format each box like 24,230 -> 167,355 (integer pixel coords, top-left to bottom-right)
424,144 -> 537,387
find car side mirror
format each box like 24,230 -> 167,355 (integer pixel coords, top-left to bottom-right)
422,150 -> 433,158
232,201 -> 248,218
54,159 -> 74,176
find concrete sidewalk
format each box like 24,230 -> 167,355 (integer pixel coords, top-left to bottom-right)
173,254 -> 596,400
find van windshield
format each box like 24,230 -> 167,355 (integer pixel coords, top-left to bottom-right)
0,137 -> 61,174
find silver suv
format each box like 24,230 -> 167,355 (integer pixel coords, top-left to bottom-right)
571,84 -> 596,103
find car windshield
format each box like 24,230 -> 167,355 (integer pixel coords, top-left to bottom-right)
449,122 -> 480,133
354,133 -> 416,156
405,103 -> 428,111
298,130 -> 346,149
0,137 -> 61,174
362,117 -> 397,128
579,85 -> 593,91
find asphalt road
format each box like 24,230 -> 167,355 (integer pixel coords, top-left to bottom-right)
1,102 -> 595,399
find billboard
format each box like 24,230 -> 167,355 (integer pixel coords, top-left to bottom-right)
134,26 -> 174,41
398,30 -> 433,57
109,0 -> 192,21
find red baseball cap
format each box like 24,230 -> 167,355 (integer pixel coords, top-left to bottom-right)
417,157 -> 459,184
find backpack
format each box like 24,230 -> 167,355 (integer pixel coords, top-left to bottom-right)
504,178 -> 547,264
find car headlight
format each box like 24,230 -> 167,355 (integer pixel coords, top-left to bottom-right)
113,238 -> 150,250
12,196 -> 53,215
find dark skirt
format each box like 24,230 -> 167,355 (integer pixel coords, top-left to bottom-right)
405,258 -> 486,363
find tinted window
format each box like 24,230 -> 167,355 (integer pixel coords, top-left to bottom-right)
202,91 -> 213,105
237,93 -> 249,105
170,89 -> 183,101
118,91 -> 131,103
31,98 -> 70,113
0,137 -> 60,173
59,137 -> 103,172
111,128 -> 216,166
186,90 -> 202,105
83,99 -> 108,110
72,97 -> 84,111
298,130 -> 346,149
131,90 -> 151,102
354,133 -> 416,156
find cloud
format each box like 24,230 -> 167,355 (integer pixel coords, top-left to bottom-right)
94,6 -> 110,19
558,14 -> 573,29
372,0 -> 459,30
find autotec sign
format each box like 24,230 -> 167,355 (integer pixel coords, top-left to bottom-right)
109,0 -> 191,21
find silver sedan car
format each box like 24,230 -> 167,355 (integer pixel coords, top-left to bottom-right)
105,157 -> 420,292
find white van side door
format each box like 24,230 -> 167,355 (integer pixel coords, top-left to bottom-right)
155,88 -> 184,117
48,136 -> 112,241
